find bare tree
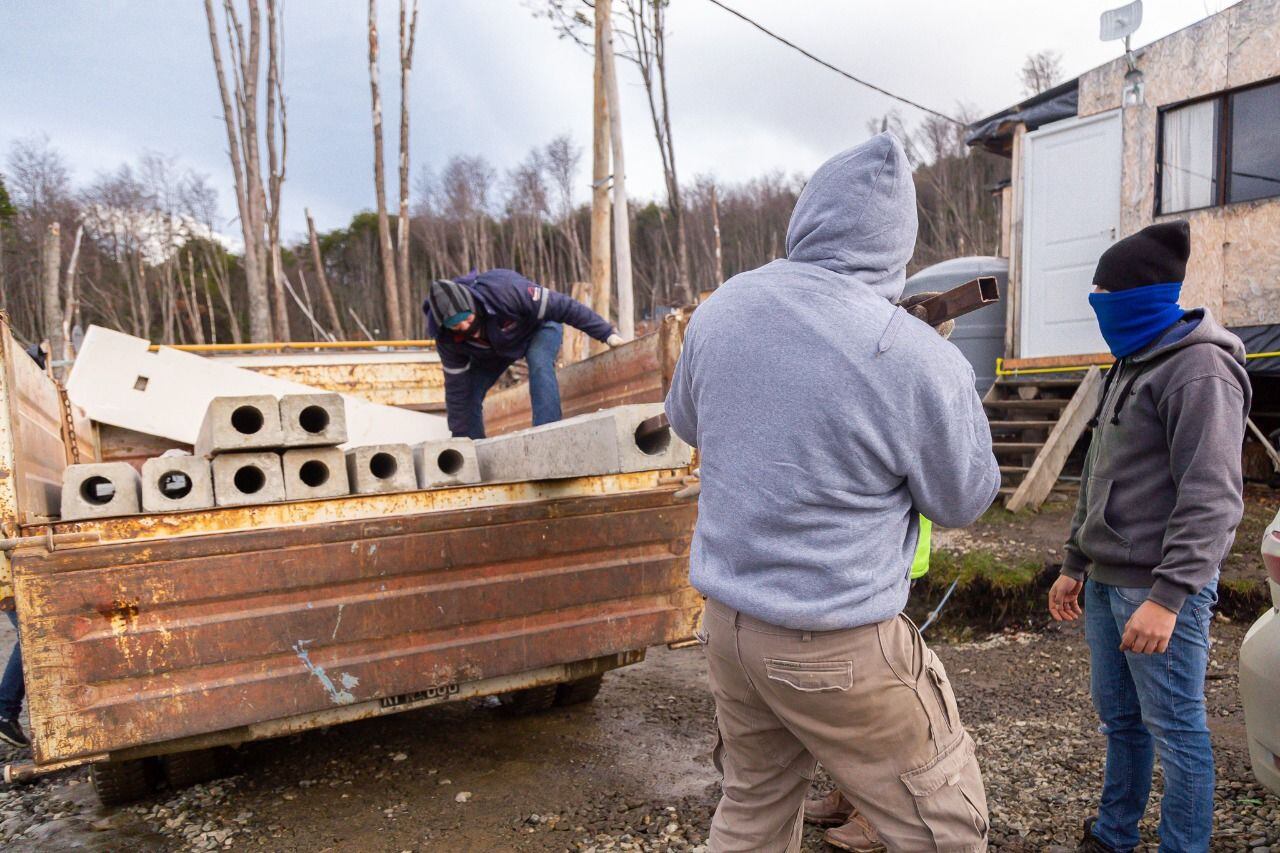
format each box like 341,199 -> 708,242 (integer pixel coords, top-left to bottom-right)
203,0 -> 272,342
397,0 -> 421,336
264,0 -> 290,340
1020,50 -> 1063,97
41,222 -> 62,374
543,135 -> 587,284
367,0 -> 405,339
306,208 -> 346,339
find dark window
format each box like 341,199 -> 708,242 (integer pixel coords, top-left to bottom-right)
1156,76 -> 1280,214
1159,100 -> 1218,213
1228,79 -> 1280,203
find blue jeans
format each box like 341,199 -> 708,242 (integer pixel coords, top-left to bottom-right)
462,322 -> 564,439
0,610 -> 23,722
1084,578 -> 1217,853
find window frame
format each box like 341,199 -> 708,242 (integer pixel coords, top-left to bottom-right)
1154,73 -> 1280,216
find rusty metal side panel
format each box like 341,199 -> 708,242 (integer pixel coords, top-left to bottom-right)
13,487 -> 698,765
0,321 -> 95,527
484,312 -> 688,436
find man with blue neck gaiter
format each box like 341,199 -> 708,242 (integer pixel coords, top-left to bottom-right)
1047,220 -> 1251,853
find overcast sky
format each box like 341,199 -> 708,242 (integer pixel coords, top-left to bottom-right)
1,0 -> 1228,240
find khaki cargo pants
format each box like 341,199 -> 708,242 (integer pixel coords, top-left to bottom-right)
699,597 -> 989,853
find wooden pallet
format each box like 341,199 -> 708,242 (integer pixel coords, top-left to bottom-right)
983,367 -> 1103,512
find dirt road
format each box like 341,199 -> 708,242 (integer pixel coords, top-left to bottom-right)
2,613 -> 1277,852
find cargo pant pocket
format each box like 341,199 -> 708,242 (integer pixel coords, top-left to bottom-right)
900,730 -> 989,852
763,659 -> 853,692
923,650 -> 961,734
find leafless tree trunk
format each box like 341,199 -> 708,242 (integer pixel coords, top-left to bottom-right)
60,221 -> 83,360
626,0 -> 690,303
41,222 -> 63,376
203,0 -> 272,342
368,0 -> 405,339
710,182 -> 723,288
306,208 -> 346,339
265,0 -> 290,340
397,0 -> 420,336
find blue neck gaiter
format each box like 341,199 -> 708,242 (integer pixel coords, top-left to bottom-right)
1087,282 -> 1185,358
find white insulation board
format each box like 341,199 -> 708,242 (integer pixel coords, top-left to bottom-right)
66,326 -> 449,448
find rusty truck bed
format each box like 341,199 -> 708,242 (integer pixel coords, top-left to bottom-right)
11,470 -> 698,768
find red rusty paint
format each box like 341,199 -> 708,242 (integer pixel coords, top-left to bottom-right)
13,485 -> 699,766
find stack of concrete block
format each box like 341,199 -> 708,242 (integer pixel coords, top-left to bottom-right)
474,403 -> 692,483
191,393 -> 352,507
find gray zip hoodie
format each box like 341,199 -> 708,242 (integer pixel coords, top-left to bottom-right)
664,133 -> 1000,631
1060,309 -> 1250,612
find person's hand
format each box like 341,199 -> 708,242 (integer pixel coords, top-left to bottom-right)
606,333 -> 625,348
1048,575 -> 1083,621
1120,600 -> 1177,654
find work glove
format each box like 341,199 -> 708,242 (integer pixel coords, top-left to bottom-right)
897,291 -> 955,340
606,333 -> 625,348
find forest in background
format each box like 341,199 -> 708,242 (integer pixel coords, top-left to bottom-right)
0,0 -> 1054,352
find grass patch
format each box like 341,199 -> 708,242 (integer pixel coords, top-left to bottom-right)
928,549 -> 1043,590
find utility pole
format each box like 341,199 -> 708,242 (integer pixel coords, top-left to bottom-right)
601,9 -> 633,340
589,0 -> 612,354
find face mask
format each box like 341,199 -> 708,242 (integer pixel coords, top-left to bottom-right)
1087,283 -> 1185,358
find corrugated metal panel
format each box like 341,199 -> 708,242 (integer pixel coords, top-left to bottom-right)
13,482 -> 698,765
484,312 -> 688,436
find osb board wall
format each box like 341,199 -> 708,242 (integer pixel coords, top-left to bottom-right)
1075,0 -> 1280,327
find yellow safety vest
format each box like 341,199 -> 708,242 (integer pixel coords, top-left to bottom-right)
911,517 -> 932,579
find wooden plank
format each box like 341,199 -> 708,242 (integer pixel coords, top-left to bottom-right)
1006,367 -> 1103,512
984,399 -> 1069,411
1002,353 -> 1113,371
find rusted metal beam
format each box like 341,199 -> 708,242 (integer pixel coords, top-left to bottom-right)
905,276 -> 1000,327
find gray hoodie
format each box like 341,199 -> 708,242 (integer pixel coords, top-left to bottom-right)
1061,309 -> 1250,612
664,134 -> 1000,631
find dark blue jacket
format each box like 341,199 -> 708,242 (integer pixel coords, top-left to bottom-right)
425,269 -> 615,435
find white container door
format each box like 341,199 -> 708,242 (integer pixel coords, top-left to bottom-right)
1020,110 -> 1121,359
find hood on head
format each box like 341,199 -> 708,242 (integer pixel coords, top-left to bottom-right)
785,132 -> 918,302
1133,308 -> 1247,367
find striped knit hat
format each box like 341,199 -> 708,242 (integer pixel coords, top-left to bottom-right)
426,279 -> 476,327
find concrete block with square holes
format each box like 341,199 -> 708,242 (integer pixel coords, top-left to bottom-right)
412,438 -> 481,489
211,452 -> 286,507
195,395 -> 285,456
140,454 -> 215,513
474,403 -> 691,483
344,444 -> 417,494
282,446 -> 350,501
279,393 -> 348,448
61,462 -> 143,520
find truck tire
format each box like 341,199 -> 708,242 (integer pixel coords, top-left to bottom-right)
555,674 -> 604,706
498,684 -> 558,715
90,758 -> 156,807
162,747 -> 232,789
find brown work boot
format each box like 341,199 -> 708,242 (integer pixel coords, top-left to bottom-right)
804,789 -> 854,827
823,812 -> 885,852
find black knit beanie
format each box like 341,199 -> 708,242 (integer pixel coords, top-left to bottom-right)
426,279 -> 476,326
1092,220 -> 1191,292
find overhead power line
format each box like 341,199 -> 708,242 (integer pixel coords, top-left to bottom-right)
702,0 -> 964,126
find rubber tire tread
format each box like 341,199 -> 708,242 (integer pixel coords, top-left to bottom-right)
91,759 -> 155,807
162,747 -> 231,789
498,684 -> 559,715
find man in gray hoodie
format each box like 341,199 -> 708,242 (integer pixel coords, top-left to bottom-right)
665,133 -> 999,852
1048,221 -> 1250,853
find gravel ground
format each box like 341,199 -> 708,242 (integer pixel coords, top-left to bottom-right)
0,616 -> 1276,851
